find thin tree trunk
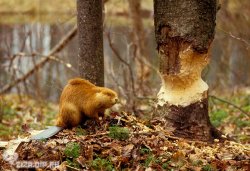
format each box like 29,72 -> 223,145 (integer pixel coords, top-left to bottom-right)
128,0 -> 150,95
0,25 -> 6,87
77,0 -> 104,86
154,0 -> 220,141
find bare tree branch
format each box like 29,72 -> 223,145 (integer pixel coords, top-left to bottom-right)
218,28 -> 250,47
106,31 -> 136,97
0,25 -> 77,95
210,95 -> 250,117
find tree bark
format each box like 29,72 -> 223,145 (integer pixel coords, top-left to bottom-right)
154,0 -> 220,141
77,0 -> 104,86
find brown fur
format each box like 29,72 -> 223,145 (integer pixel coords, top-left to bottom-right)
56,78 -> 118,128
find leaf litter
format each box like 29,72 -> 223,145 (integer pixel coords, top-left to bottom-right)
0,111 -> 249,170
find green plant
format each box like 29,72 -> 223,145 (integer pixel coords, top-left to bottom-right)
193,160 -> 203,166
0,99 -> 3,122
91,157 -> 114,171
162,162 -> 170,169
210,109 -> 228,127
0,124 -> 11,137
76,127 -> 87,136
2,103 -> 16,118
64,142 -> 81,159
140,147 -> 151,155
235,119 -> 250,127
66,158 -> 80,168
232,114 -> 250,128
108,126 -> 130,140
202,164 -> 213,171
144,154 -> 156,167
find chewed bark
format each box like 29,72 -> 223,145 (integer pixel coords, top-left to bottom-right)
156,45 -> 222,141
158,46 -> 209,107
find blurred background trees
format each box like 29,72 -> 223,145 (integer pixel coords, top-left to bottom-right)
0,0 -> 249,111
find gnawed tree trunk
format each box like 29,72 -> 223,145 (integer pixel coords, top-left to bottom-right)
154,0 -> 220,141
77,0 -> 104,86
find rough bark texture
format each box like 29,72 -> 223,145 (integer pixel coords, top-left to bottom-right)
77,0 -> 104,86
154,0 -> 220,141
154,0 -> 217,75
158,99 -> 221,141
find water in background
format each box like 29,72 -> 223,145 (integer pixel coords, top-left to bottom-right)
0,13 -> 250,103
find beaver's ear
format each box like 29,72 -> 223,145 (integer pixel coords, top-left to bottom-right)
95,88 -> 102,93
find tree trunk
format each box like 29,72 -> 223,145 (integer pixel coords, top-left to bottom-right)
77,0 -> 104,86
0,25 -> 6,88
154,0 -> 220,141
128,0 -> 151,96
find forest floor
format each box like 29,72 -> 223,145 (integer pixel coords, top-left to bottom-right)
0,94 -> 249,170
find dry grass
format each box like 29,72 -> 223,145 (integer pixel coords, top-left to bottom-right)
0,0 -> 75,13
0,0 -> 153,24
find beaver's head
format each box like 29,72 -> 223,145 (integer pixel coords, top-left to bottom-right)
96,88 -> 118,108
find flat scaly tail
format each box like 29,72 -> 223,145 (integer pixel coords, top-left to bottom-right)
31,126 -> 63,140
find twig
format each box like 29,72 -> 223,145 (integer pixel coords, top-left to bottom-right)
36,53 -> 78,74
210,95 -> 250,117
6,52 -> 77,73
109,65 -> 127,99
0,25 -> 77,95
218,28 -> 250,47
106,31 -> 137,111
106,31 -> 136,97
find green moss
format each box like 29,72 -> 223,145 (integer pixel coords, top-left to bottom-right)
64,142 -> 81,169
0,124 -> 12,136
202,164 -> 214,171
66,158 -> 80,169
193,160 -> 203,166
108,126 -> 130,140
76,127 -> 87,136
91,157 -> 114,171
64,142 -> 80,159
144,154 -> 155,167
140,147 -> 151,155
162,162 -> 170,170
